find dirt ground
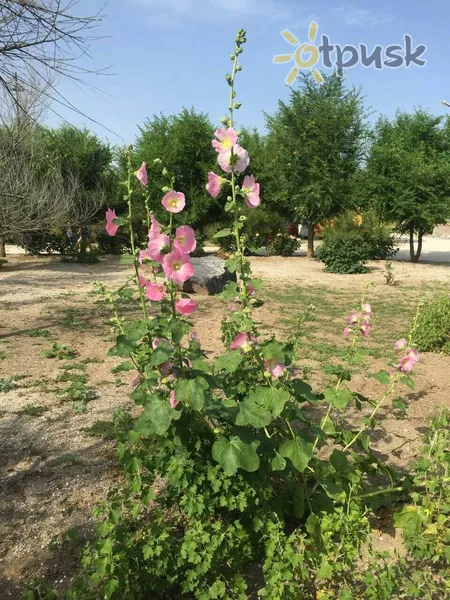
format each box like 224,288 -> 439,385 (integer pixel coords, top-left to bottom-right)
1,253 -> 450,597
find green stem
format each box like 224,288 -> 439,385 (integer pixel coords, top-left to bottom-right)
360,485 -> 406,499
126,152 -> 149,320
343,375 -> 399,451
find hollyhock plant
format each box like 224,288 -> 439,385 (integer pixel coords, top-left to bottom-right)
162,191 -> 186,213
206,172 -> 223,198
230,332 -> 252,352
212,127 -> 238,153
148,233 -> 170,263
138,274 -> 150,288
264,359 -> 286,378
146,282 -> 166,302
163,249 -> 194,284
105,208 -> 119,237
348,312 -> 359,325
343,327 -> 352,337
360,322 -> 370,337
135,161 -> 148,186
218,145 -> 249,174
175,298 -> 197,315
174,225 -> 196,254
242,175 -> 261,209
362,303 -> 372,316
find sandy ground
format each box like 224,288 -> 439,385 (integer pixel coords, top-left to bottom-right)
1,252 -> 450,597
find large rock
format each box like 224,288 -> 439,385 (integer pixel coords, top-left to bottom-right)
182,256 -> 236,295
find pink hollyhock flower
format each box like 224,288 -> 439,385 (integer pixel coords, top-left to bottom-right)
146,281 -> 166,302
135,161 -> 147,186
212,127 -> 238,153
242,175 -> 261,209
343,327 -> 352,337
162,190 -> 186,213
170,390 -> 179,409
218,145 -> 250,174
348,312 -> 359,325
360,322 -> 370,337
148,215 -> 162,241
148,233 -> 170,263
105,208 -> 119,237
139,248 -> 153,264
228,303 -> 238,313
163,249 -> 194,284
230,332 -> 252,352
362,303 -> 372,315
161,362 -> 174,377
174,225 -> 196,254
247,283 -> 256,296
264,359 -> 286,379
175,298 -> 197,315
400,349 -> 419,372
138,274 -> 149,288
206,172 -> 223,198
394,339 -> 408,352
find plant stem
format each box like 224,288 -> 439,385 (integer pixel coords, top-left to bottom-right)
343,376 -> 399,451
126,151 -> 148,320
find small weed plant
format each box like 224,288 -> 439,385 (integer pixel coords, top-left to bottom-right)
42,343 -> 77,360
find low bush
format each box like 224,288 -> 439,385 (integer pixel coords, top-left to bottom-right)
410,294 -> 450,354
266,232 -> 300,256
18,230 -> 73,255
317,229 -> 370,273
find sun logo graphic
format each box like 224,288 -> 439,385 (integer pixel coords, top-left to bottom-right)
273,22 -> 323,85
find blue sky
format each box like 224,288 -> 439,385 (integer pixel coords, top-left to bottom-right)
47,0 -> 450,145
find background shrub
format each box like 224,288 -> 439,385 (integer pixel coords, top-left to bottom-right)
266,233 -> 300,256
410,294 -> 450,354
18,230 -> 73,255
317,229 -> 370,273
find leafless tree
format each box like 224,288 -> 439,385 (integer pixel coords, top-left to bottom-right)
0,0 -> 108,124
0,124 -> 104,255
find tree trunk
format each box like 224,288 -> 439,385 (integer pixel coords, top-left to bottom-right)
307,224 -> 315,259
0,235 -> 5,258
409,228 -> 423,263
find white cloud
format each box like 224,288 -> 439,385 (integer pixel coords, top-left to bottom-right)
130,0 -> 300,26
333,5 -> 392,27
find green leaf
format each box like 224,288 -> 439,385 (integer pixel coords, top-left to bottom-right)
324,364 -> 351,381
119,254 -> 136,265
318,555 -> 334,580
236,400 -> 272,428
108,335 -> 137,358
279,436 -> 313,472
134,395 -> 173,436
150,344 -> 174,367
392,398 -> 408,415
104,578 -> 119,599
124,320 -> 148,341
214,351 -> 243,374
213,228 -> 233,239
324,388 -> 353,409
249,386 -> 290,418
393,505 -> 423,536
401,375 -> 415,390
370,370 -> 391,385
225,258 -> 237,273
291,379 -> 318,404
212,436 -> 260,475
175,376 -> 209,411
270,451 -> 286,472
261,340 -> 285,363
111,361 -> 135,373
169,320 -> 189,344
113,216 -> 127,226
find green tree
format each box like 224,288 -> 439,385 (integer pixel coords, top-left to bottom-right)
130,108 -> 218,232
365,110 -> 450,262
265,73 -> 367,257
